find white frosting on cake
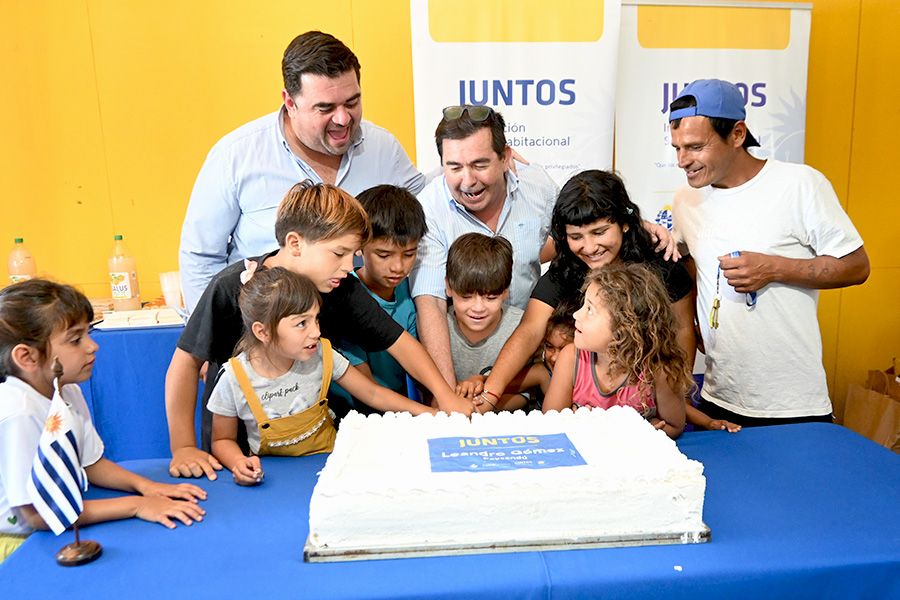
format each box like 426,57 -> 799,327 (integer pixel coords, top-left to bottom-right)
308,406 -> 706,551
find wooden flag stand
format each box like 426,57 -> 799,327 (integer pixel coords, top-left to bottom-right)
50,358 -> 103,567
56,524 -> 102,566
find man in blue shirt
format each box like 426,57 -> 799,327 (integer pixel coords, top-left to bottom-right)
409,106 -> 559,387
179,31 -> 425,311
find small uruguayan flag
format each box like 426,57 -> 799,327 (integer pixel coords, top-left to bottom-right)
25,380 -> 89,535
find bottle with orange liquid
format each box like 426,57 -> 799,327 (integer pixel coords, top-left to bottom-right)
7,238 -> 37,283
108,235 -> 141,311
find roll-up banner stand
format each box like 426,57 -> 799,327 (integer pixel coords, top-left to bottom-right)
410,0 -> 622,187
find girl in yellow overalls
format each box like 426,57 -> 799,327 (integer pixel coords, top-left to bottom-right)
208,267 -> 436,486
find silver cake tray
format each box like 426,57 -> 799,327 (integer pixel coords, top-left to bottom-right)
304,523 -> 710,562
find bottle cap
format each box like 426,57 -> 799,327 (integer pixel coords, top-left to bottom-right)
14,238 -> 23,243
114,235 -> 123,241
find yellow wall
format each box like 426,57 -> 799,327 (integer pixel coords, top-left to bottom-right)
1,0 -> 897,407
804,0 -> 900,419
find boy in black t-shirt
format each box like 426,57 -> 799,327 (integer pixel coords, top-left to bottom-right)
166,182 -> 474,481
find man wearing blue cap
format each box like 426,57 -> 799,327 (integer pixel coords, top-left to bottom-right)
668,78 -> 870,427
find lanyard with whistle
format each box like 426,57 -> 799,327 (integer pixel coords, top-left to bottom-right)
710,251 -> 757,329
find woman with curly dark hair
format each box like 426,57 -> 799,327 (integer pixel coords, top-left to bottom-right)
478,170 -> 695,411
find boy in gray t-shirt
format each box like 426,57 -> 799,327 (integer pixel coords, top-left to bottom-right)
445,233 -> 525,412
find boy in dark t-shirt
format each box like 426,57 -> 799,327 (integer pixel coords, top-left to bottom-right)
166,182 -> 474,481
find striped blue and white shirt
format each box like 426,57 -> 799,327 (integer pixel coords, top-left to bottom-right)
409,164 -> 558,309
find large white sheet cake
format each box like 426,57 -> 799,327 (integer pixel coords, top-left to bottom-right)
306,406 -> 707,560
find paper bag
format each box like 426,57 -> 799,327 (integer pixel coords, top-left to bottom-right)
870,359 -> 900,400
843,365 -> 900,453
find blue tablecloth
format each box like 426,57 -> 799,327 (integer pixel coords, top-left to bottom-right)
3,423 -> 899,599
78,326 -> 201,462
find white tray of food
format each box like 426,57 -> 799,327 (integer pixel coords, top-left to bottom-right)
93,308 -> 186,330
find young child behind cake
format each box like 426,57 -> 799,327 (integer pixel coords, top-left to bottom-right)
208,267 -> 436,486
0,280 -> 206,563
331,184 -> 427,409
517,307 -> 577,405
542,262 -> 692,438
445,233 -> 529,413
527,309 -> 737,431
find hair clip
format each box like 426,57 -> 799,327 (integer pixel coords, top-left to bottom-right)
240,259 -> 260,285
625,206 -> 634,215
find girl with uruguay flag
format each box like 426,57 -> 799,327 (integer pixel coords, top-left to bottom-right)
0,279 -> 207,563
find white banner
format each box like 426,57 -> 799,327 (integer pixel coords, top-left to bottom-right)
410,0 -> 622,186
614,0 -> 811,228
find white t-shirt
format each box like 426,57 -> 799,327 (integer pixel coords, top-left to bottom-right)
208,346 -> 350,454
0,377 -> 104,534
673,159 -> 863,418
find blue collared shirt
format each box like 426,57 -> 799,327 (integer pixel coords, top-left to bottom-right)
179,107 -> 426,311
409,164 -> 558,309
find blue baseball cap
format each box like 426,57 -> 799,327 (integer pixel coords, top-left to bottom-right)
668,79 -> 746,122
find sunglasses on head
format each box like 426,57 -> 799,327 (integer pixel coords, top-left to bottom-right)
442,105 -> 494,122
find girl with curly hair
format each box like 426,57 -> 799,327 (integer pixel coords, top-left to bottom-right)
542,262 -> 694,439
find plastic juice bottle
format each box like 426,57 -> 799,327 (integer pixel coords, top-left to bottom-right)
108,235 -> 141,311
8,238 -> 37,283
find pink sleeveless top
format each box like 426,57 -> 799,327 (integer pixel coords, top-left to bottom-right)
572,348 -> 657,418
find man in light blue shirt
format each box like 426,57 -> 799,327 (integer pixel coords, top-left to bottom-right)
179,31 -> 425,311
409,105 -> 559,387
